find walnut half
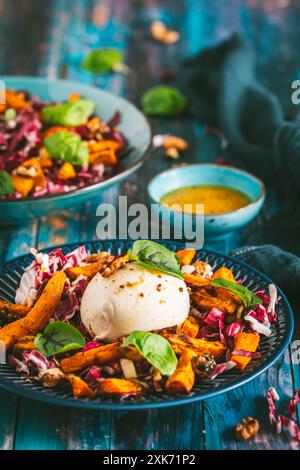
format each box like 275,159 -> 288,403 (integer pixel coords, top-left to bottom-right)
235,417 -> 259,441
39,368 -> 67,388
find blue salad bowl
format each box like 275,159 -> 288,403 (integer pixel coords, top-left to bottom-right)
148,164 -> 265,241
0,76 -> 152,224
0,239 -> 293,409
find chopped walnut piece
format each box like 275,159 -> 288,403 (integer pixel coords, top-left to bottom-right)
193,261 -> 213,279
192,352 -> 216,378
39,368 -> 67,388
84,251 -> 110,264
101,255 -> 127,277
12,165 -> 38,178
153,134 -> 188,160
235,417 -> 259,441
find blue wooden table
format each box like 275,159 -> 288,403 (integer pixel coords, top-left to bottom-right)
0,0 -> 299,450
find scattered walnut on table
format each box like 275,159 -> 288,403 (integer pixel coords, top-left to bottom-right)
152,134 -> 188,160
165,147 -> 180,159
235,417 -> 260,441
163,136 -> 188,151
150,20 -> 180,44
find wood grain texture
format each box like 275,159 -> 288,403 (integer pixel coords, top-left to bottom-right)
0,0 -> 299,450
0,221 -> 37,450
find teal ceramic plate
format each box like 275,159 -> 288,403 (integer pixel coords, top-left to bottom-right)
0,239 -> 294,410
0,77 -> 152,224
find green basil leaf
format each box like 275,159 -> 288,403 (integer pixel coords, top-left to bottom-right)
0,170 -> 14,196
34,321 -> 86,358
81,48 -> 125,74
123,331 -> 178,376
43,99 -> 95,126
141,86 -> 187,116
130,240 -> 183,280
211,278 -> 262,309
44,131 -> 88,166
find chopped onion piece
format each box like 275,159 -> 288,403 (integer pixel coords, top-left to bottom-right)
244,313 -> 272,337
120,358 -> 137,379
268,284 -> 278,321
266,386 -> 300,440
181,264 -> 195,274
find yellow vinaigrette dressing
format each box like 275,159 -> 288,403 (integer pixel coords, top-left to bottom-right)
160,185 -> 252,215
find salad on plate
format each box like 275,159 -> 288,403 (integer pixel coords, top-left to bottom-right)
0,240 -> 279,400
0,88 -> 126,198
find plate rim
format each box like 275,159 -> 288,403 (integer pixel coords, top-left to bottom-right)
0,76 -> 152,205
0,239 -> 294,410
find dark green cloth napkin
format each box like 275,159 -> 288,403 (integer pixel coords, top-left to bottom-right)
233,245 -> 300,310
181,33 -> 300,189
181,33 -> 300,306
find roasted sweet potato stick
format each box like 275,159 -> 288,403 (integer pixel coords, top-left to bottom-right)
65,261 -> 101,280
43,125 -> 75,138
123,344 -> 144,361
183,273 -> 211,287
165,334 -> 226,361
0,300 -> 30,317
0,271 -> 66,350
192,289 -> 238,314
176,249 -> 195,266
11,175 -> 34,197
88,141 -> 120,166
57,162 -> 76,180
21,158 -> 46,189
60,343 -> 121,373
98,378 -> 142,396
178,316 -> 199,338
68,374 -> 95,398
231,332 -> 260,370
84,252 -> 109,263
166,349 -> 195,393
5,89 -> 30,110
65,252 -> 115,280
12,336 -> 36,354
212,267 -> 235,282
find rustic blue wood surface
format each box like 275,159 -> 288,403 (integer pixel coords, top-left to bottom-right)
0,0 -> 299,450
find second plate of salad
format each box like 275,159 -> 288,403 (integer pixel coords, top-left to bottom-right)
0,77 -> 151,223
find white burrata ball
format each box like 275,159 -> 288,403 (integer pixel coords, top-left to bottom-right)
80,262 -> 190,342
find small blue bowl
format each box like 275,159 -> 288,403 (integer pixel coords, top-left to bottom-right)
148,164 -> 265,240
0,76 -> 151,224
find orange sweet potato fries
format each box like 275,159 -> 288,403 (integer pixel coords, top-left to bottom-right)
60,343 -> 121,373
166,349 -> 196,393
0,243 -> 274,400
0,272 -> 66,350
